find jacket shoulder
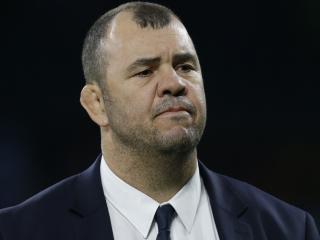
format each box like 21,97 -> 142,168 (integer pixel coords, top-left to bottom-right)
0,174 -> 79,238
208,170 -> 320,238
0,174 -> 78,215
215,171 -> 305,215
198,158 -> 319,238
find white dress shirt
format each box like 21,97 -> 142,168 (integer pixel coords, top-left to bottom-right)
100,156 -> 220,240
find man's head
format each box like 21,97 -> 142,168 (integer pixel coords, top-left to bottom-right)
80,2 -> 207,155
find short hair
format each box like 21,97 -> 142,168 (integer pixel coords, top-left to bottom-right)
81,2 -> 180,88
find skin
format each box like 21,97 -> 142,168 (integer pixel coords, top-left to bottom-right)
80,11 -> 207,203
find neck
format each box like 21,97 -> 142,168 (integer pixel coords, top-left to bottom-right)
101,133 -> 197,203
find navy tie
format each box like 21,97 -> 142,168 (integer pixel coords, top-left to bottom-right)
155,204 -> 176,240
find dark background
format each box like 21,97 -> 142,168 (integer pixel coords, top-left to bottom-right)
1,0 -> 320,229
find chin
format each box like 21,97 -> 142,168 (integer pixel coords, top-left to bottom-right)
155,126 -> 201,154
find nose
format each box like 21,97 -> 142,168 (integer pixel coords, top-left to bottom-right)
157,68 -> 187,97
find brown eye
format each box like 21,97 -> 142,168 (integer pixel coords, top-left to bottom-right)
136,69 -> 153,77
176,64 -> 195,73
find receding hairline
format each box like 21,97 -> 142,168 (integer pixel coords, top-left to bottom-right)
104,10 -> 184,44
81,2 -> 183,88
97,5 -> 183,51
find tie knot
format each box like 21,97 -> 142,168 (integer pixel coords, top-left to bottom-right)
155,204 -> 176,231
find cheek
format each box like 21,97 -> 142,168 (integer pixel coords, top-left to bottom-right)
188,82 -> 206,103
122,92 -> 154,119
187,84 -> 207,114
128,84 -> 156,113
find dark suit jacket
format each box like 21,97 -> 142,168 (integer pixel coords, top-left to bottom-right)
0,155 -> 319,240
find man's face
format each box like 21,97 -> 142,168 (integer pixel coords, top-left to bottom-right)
102,12 -> 207,154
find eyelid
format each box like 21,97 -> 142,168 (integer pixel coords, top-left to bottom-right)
134,68 -> 154,77
176,63 -> 196,71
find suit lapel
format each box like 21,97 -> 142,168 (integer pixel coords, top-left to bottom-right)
70,154 -> 114,240
199,161 -> 253,240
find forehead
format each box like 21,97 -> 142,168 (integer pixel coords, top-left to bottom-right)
104,11 -> 196,64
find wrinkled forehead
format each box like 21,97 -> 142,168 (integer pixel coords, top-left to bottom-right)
103,11 -> 197,63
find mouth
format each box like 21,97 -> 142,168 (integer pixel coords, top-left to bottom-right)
156,106 -> 191,118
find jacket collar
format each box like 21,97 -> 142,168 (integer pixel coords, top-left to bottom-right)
199,161 -> 253,240
71,154 -> 105,216
70,154 -> 114,240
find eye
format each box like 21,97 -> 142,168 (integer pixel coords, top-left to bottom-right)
135,69 -> 153,77
176,64 -> 195,73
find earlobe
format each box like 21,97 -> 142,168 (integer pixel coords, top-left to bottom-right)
80,84 -> 109,127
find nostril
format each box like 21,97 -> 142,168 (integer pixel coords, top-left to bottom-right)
162,87 -> 186,97
162,90 -> 171,95
177,87 -> 187,96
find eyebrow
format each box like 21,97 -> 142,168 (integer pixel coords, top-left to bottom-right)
172,52 -> 198,68
126,57 -> 161,74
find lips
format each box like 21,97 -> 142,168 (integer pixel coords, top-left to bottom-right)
153,98 -> 196,119
156,106 -> 191,117
165,106 -> 187,112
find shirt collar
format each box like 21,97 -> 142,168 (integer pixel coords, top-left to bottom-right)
166,161 -> 201,233
100,155 -> 201,238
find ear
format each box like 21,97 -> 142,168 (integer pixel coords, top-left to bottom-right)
80,84 -> 109,127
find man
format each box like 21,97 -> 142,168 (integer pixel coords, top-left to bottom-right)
0,2 -> 319,239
